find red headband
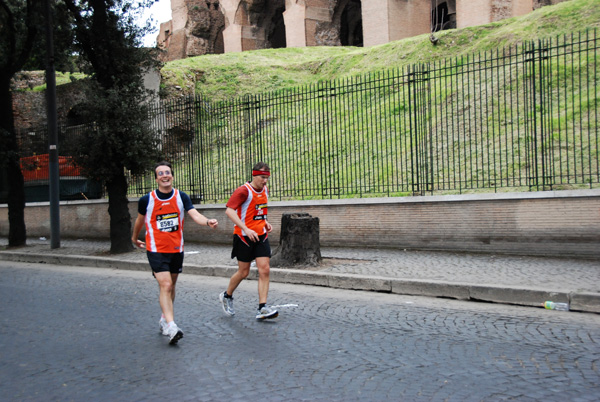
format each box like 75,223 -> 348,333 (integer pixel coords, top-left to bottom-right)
252,170 -> 270,177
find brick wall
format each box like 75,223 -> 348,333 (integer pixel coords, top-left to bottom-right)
2,189 -> 598,257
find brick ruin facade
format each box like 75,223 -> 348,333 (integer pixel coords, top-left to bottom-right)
157,0 -> 569,61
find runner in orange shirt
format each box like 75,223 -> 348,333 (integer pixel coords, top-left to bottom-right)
132,161 -> 218,344
219,162 -> 278,320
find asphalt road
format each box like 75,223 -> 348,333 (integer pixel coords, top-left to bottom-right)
1,261 -> 599,401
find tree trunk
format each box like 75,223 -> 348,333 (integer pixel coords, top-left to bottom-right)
1,78 -> 27,247
271,213 -> 322,267
6,156 -> 27,247
106,171 -> 133,254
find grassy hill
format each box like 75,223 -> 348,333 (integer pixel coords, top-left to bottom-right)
161,0 -> 600,101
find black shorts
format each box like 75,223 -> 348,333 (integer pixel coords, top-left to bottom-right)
147,251 -> 184,274
231,234 -> 271,262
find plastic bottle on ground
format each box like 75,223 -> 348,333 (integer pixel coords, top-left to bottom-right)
542,301 -> 569,311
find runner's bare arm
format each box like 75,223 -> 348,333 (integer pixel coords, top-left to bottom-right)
132,213 -> 146,249
188,208 -> 218,229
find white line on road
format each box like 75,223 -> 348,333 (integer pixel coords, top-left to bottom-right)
270,304 -> 299,308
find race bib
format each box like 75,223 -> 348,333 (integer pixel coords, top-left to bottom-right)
254,203 -> 268,220
156,213 -> 179,232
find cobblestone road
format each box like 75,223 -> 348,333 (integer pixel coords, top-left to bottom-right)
1,261 -> 599,401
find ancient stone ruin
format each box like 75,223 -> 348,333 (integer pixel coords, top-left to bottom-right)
156,0 -> 568,62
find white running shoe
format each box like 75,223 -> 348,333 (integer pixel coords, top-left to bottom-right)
256,305 -> 278,320
159,317 -> 168,336
219,291 -> 235,316
166,322 -> 183,345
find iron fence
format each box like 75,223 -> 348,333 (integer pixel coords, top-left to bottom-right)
12,29 -> 600,203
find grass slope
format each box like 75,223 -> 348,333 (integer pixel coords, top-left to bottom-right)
161,0 -> 600,101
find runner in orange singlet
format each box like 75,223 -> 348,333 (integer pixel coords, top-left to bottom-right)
219,162 -> 278,320
132,161 -> 218,344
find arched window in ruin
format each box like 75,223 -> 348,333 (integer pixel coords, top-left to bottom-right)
267,3 -> 286,49
338,0 -> 363,47
66,106 -> 86,127
234,0 -> 249,25
208,0 -> 225,54
236,0 -> 286,50
214,27 -> 225,54
63,106 -> 90,157
431,0 -> 456,32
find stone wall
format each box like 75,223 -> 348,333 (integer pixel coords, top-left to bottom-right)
11,71 -> 160,133
11,79 -> 89,133
2,189 -> 598,258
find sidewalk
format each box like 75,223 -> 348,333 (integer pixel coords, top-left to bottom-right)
1,237 -> 599,313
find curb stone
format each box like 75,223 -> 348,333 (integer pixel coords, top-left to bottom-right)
1,251 -> 599,314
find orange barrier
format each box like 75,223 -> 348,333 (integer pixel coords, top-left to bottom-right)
20,154 -> 82,182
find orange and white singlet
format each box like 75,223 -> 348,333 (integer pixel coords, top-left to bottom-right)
145,189 -> 185,253
227,182 -> 268,237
